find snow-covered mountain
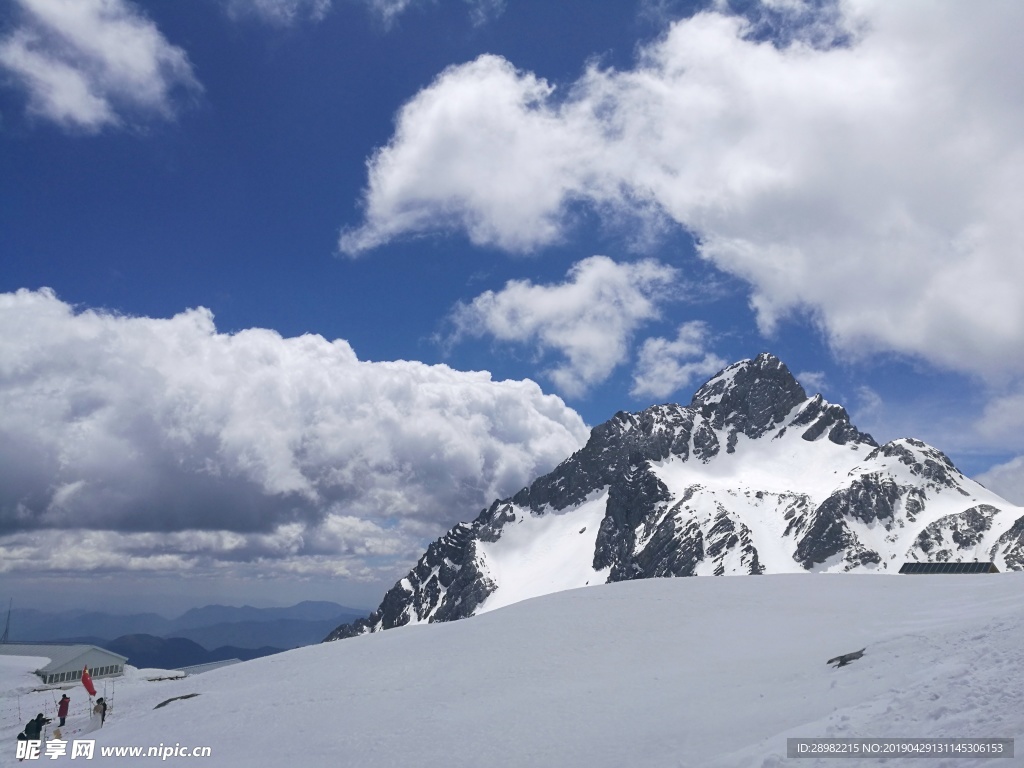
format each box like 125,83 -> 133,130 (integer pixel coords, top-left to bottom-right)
327,353 -> 1024,641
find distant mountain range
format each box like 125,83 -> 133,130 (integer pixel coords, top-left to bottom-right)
327,353 -> 1024,642
6,600 -> 366,667
60,633 -> 285,669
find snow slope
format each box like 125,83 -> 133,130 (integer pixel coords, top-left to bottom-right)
1,662 -> 183,755
475,491 -> 611,614
6,573 -> 1023,767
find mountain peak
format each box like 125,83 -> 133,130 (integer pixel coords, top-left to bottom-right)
689,353 -> 808,443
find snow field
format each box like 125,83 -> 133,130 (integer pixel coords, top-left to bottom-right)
6,572 -> 1021,767
475,493 -> 611,614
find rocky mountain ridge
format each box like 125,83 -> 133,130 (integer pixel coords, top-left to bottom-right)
326,353 -> 1024,641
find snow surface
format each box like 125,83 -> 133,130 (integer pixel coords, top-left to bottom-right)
4,573 -> 1023,766
646,427 -> 1024,575
648,424 -> 844,575
475,491 -> 610,614
0,656 -> 49,686
1,661 -> 179,752
652,415 -> 869,503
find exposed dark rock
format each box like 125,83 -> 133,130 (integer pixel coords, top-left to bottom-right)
690,353 -> 809,450
791,395 -> 877,447
704,509 -> 764,575
793,502 -> 858,569
324,523 -> 495,641
477,500 -> 516,543
632,513 -> 705,578
864,439 -> 964,491
793,475 -> 923,568
843,547 -> 882,569
522,405 -> 699,513
781,495 -> 814,538
593,459 -> 672,580
914,505 -> 998,559
990,514 -> 1024,570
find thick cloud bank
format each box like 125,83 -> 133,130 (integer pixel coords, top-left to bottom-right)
0,289 -> 587,580
340,1 -> 1024,385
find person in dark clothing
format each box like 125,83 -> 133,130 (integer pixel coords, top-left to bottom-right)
17,731 -> 28,762
24,713 -> 49,740
57,695 -> 70,726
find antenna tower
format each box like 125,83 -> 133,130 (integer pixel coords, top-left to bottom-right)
1,599 -> 11,644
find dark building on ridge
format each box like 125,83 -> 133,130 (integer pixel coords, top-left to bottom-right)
899,562 -> 999,574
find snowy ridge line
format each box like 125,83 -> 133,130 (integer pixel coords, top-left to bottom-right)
325,354 -> 1024,642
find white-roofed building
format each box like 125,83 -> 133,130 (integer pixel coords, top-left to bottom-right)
176,658 -> 241,676
0,644 -> 127,685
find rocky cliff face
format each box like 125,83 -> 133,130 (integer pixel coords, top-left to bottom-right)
326,353 -> 1024,642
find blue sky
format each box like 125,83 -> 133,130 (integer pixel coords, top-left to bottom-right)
2,0 -> 1023,614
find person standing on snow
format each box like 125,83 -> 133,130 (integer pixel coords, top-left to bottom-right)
57,694 -> 70,726
93,697 -> 107,727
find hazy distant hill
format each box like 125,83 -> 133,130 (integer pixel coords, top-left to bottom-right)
55,634 -> 285,670
167,601 -> 355,632
104,635 -> 283,669
8,609 -> 173,641
6,601 -> 366,654
169,618 -> 350,650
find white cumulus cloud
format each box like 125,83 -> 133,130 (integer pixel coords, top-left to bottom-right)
630,322 -> 725,400
339,54 -> 597,254
795,370 -> 828,396
977,456 -> 1024,507
340,1 -> 1024,388
976,391 -> 1024,448
449,256 -> 680,397
970,391 -> 1024,505
0,288 -> 588,580
0,0 -> 199,131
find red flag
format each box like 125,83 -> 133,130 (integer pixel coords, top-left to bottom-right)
81,666 -> 96,696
